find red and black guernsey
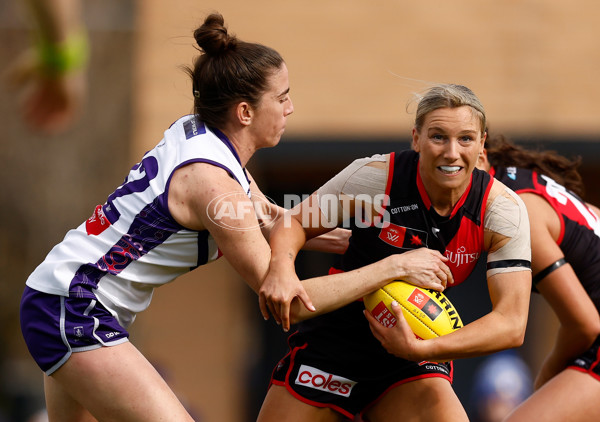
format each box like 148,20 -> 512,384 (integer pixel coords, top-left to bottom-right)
341,149 -> 495,287
297,150 -> 496,349
492,166 -> 600,311
275,151 -> 511,413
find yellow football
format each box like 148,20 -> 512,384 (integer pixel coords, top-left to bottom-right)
364,280 -> 463,339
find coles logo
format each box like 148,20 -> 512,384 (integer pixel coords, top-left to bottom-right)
295,365 -> 357,397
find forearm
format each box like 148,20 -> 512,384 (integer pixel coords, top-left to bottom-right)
269,216 -> 308,268
289,256 -> 398,322
415,310 -> 526,362
402,271 -> 531,362
303,227 -> 350,255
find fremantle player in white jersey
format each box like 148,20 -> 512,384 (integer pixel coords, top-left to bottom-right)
19,13 -> 454,422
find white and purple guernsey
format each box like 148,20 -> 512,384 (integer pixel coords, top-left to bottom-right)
26,115 -> 250,328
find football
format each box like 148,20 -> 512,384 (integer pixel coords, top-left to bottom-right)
364,280 -> 463,339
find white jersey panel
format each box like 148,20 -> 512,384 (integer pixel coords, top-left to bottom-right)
26,115 -> 248,327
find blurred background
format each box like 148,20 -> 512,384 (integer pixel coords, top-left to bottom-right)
1,0 -> 600,421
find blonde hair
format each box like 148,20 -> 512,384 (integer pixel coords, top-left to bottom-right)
414,84 -> 486,136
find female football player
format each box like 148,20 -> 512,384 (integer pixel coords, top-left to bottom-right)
477,134 -> 600,421
257,84 -> 532,421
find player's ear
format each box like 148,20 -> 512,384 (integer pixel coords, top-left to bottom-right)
476,148 -> 489,171
236,102 -> 253,126
411,128 -> 421,152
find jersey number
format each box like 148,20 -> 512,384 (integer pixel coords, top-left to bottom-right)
542,175 -> 600,236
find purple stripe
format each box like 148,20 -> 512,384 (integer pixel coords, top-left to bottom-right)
69,197 -> 180,295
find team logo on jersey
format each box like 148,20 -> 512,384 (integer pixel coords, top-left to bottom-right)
378,223 -> 428,249
86,205 -> 111,236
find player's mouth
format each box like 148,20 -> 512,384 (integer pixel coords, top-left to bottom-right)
438,165 -> 462,175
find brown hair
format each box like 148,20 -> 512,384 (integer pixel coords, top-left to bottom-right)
485,133 -> 585,197
414,84 -> 486,136
184,13 -> 284,128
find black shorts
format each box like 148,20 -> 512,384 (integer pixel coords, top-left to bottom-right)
269,301 -> 453,419
568,334 -> 600,381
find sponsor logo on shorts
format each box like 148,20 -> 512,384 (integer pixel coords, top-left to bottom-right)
418,361 -> 450,375
104,331 -> 121,339
295,365 -> 357,397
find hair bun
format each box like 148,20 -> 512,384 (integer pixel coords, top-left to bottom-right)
193,13 -> 237,56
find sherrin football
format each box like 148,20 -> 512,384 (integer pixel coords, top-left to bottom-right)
364,280 -> 463,340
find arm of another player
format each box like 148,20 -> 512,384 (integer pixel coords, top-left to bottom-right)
261,191 -> 453,331
258,192 -> 334,329
523,193 -> 600,389
247,171 -> 350,255
260,156 -> 453,330
169,162 -> 272,295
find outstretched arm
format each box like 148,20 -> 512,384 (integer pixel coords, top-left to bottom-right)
169,163 -> 346,328
169,163 -> 274,295
247,171 -> 350,255
260,191 -> 453,331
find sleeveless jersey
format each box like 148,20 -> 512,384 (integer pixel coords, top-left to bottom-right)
341,150 -> 493,285
26,115 -> 251,327
492,166 -> 600,311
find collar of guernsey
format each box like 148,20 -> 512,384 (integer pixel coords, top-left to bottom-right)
180,115 -> 251,195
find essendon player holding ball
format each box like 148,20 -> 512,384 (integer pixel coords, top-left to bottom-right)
257,84 -> 532,422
